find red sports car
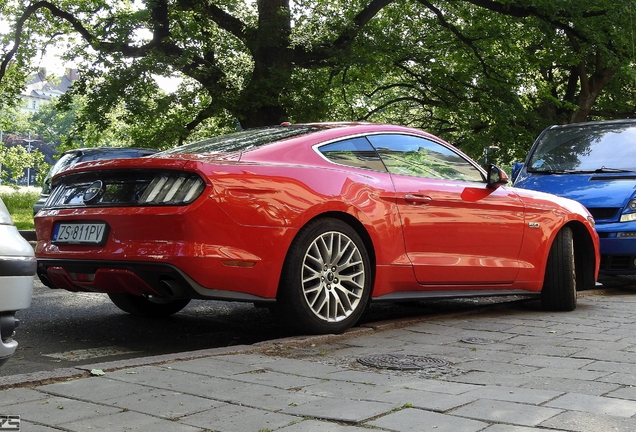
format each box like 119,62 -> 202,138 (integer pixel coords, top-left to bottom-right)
34,123 -> 600,334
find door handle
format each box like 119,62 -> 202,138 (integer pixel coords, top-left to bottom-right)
404,194 -> 432,205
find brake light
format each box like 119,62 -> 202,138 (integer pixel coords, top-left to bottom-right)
139,173 -> 205,205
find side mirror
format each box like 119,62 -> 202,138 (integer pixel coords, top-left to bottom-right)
487,164 -> 509,189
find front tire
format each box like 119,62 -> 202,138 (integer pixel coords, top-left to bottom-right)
541,226 -> 577,311
108,293 -> 190,318
277,218 -> 372,334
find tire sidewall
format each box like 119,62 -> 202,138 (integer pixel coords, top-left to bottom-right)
278,218 -> 372,334
541,226 -> 577,311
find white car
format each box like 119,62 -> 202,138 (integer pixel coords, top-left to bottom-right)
0,197 -> 35,366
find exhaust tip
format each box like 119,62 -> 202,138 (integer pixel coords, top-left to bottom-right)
38,272 -> 54,288
159,278 -> 186,297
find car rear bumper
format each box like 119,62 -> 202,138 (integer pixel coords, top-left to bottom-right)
0,276 -> 33,310
37,259 -> 274,303
0,224 -> 36,365
0,225 -> 37,308
0,275 -> 34,364
34,201 -> 295,299
0,255 -> 37,277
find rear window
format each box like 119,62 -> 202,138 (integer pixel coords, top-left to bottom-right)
528,123 -> 636,173
160,126 -> 324,155
48,153 -> 79,178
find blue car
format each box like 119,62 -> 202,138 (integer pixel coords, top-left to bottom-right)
513,119 -> 636,275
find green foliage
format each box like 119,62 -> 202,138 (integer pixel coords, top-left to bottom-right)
30,97 -> 80,145
0,188 -> 39,229
0,189 -> 39,213
0,144 -> 45,185
0,0 -> 635,160
0,105 -> 32,134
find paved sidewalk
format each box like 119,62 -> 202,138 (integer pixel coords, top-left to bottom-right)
3,290 -> 636,431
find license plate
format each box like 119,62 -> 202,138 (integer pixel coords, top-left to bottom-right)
52,222 -> 108,245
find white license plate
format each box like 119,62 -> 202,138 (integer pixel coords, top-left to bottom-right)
53,222 -> 108,244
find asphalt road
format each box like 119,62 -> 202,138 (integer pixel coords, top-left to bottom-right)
2,274 -> 635,377
2,278 -> 290,377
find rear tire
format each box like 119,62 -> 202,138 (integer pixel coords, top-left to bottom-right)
108,293 -> 190,318
277,218 -> 372,334
541,226 -> 577,311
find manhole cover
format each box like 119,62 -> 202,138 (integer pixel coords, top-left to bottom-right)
357,354 -> 449,370
460,337 -> 495,345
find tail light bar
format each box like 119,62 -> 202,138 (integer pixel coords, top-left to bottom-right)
45,170 -> 206,209
139,173 -> 205,205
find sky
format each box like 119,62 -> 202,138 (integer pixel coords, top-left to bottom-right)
35,48 -> 181,93
0,20 -> 181,93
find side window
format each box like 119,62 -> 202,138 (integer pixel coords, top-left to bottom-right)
318,137 -> 387,172
367,134 -> 484,182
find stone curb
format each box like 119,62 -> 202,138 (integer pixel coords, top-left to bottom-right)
0,274 -> 613,391
0,294 -> 541,390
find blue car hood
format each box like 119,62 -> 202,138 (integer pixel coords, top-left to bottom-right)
515,172 -> 636,209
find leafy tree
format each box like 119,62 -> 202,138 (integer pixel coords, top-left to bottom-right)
0,0 -> 634,160
30,94 -> 131,150
0,104 -> 31,134
0,104 -> 49,185
29,96 -> 79,145
0,142 -> 46,185
319,0 -> 636,163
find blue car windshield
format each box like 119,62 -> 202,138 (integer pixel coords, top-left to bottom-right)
528,123 -> 636,173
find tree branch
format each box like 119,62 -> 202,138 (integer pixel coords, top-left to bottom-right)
461,0 -> 599,44
0,1 -> 46,80
180,0 -> 248,42
361,96 -> 437,120
295,0 -> 395,66
0,1 -> 232,97
414,0 -> 492,76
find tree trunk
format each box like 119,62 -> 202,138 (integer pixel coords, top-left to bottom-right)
570,54 -> 616,124
237,0 -> 293,128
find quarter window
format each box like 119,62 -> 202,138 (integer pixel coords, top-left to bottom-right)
367,134 -> 484,182
318,138 -> 387,172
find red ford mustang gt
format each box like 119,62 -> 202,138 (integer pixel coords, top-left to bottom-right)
34,123 -> 600,334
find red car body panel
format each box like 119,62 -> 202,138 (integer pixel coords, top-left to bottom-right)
34,123 -> 600,304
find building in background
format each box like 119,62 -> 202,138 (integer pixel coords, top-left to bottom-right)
20,68 -> 78,113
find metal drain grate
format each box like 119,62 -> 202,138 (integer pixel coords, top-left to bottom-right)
460,337 -> 495,345
357,353 -> 449,370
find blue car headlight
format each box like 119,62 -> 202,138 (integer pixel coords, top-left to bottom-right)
620,198 -> 636,222
620,214 -> 636,222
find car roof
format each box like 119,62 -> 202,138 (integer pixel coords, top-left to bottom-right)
545,119 -> 636,131
157,122 -> 442,158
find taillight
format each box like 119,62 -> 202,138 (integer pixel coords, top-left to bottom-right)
139,173 -> 205,205
43,170 -> 207,209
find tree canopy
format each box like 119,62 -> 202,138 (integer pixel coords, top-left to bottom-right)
1,0 -> 635,163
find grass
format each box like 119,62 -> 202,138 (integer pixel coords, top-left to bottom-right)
0,186 -> 41,230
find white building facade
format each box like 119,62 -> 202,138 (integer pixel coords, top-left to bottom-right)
20,68 -> 78,113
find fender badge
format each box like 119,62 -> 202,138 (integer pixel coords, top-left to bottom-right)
528,222 -> 540,228
83,180 -> 104,204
